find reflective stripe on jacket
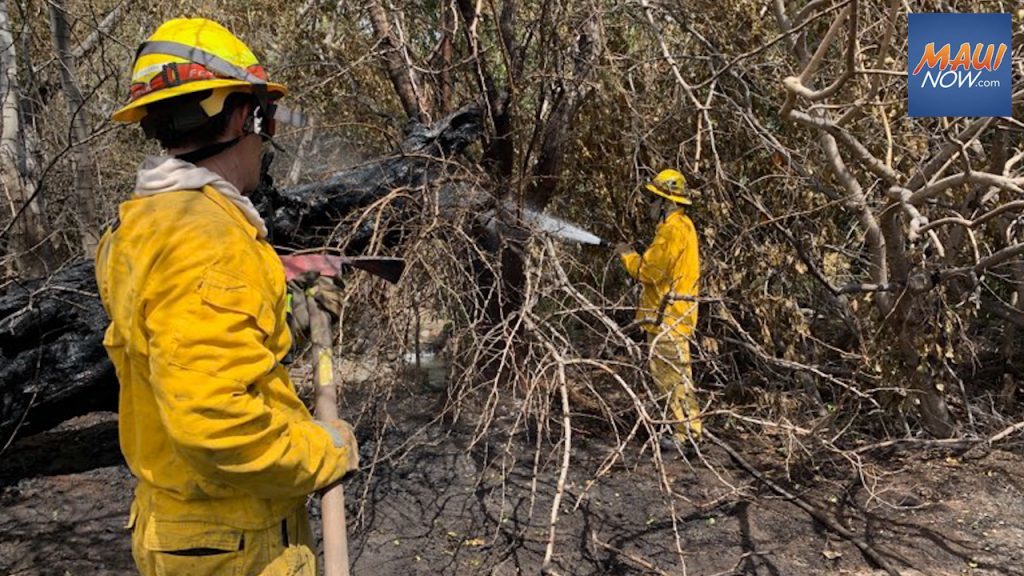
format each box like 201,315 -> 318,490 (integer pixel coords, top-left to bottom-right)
96,185 -> 351,529
620,209 -> 700,337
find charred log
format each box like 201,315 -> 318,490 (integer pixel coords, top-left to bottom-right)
0,261 -> 115,441
254,104 -> 482,251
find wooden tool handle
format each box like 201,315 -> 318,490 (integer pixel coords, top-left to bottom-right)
308,293 -> 351,576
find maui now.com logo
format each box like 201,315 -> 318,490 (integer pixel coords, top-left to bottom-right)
908,13 -> 1012,117
913,43 -> 1008,89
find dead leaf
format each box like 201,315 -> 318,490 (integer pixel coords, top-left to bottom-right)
822,548 -> 843,560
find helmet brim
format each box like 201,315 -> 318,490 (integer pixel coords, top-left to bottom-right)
645,183 -> 692,205
112,79 -> 287,123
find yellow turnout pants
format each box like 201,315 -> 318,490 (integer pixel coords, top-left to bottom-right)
648,333 -> 702,441
130,502 -> 317,576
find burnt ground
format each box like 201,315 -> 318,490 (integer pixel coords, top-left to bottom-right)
2,385 -> 1023,576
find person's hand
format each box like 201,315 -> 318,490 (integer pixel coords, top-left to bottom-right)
320,419 -> 360,473
615,242 -> 635,256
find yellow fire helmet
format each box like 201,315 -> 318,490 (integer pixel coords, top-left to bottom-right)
112,18 -> 289,125
645,169 -> 692,205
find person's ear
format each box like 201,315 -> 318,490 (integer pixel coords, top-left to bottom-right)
225,102 -> 251,138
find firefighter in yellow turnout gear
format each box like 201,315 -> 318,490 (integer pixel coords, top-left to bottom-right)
97,18 -> 357,576
619,169 -> 703,445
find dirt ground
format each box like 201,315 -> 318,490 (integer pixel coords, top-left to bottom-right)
2,385 -> 1023,576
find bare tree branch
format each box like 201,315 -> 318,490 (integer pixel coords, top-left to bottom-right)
71,0 -> 127,60
368,0 -> 428,122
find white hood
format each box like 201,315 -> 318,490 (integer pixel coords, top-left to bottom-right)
133,155 -> 269,238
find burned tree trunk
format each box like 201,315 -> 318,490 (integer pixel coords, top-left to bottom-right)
254,104 -> 482,249
0,262 -> 115,440
1,106 -> 482,443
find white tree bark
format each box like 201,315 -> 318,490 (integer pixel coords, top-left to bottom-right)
49,0 -> 99,257
1,0 -> 55,276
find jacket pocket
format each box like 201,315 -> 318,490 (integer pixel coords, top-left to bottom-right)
143,517 -> 244,576
199,268 -> 276,338
143,517 -> 244,553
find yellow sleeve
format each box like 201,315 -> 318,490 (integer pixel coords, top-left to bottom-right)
628,221 -> 687,286
620,250 -> 642,279
144,235 -> 350,498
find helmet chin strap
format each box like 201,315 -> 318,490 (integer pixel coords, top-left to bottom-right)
175,135 -> 243,164
175,127 -> 291,166
175,98 -> 298,167
175,102 -> 267,164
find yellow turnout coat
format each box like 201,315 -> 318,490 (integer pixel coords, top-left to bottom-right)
96,185 -> 353,532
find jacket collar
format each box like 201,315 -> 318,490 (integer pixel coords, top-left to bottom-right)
200,185 -> 259,239
132,155 -> 268,239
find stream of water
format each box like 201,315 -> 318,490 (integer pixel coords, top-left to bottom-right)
519,207 -> 606,246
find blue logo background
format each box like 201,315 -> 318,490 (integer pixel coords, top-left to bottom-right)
908,13 -> 1012,117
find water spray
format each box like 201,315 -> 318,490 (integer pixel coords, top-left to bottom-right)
519,206 -> 610,247
480,202 -> 613,248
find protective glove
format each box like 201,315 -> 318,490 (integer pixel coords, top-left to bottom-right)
285,276 -> 345,350
615,241 -> 636,256
317,418 -> 359,473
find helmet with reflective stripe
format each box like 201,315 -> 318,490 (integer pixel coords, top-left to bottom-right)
112,18 -> 287,123
645,169 -> 691,205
